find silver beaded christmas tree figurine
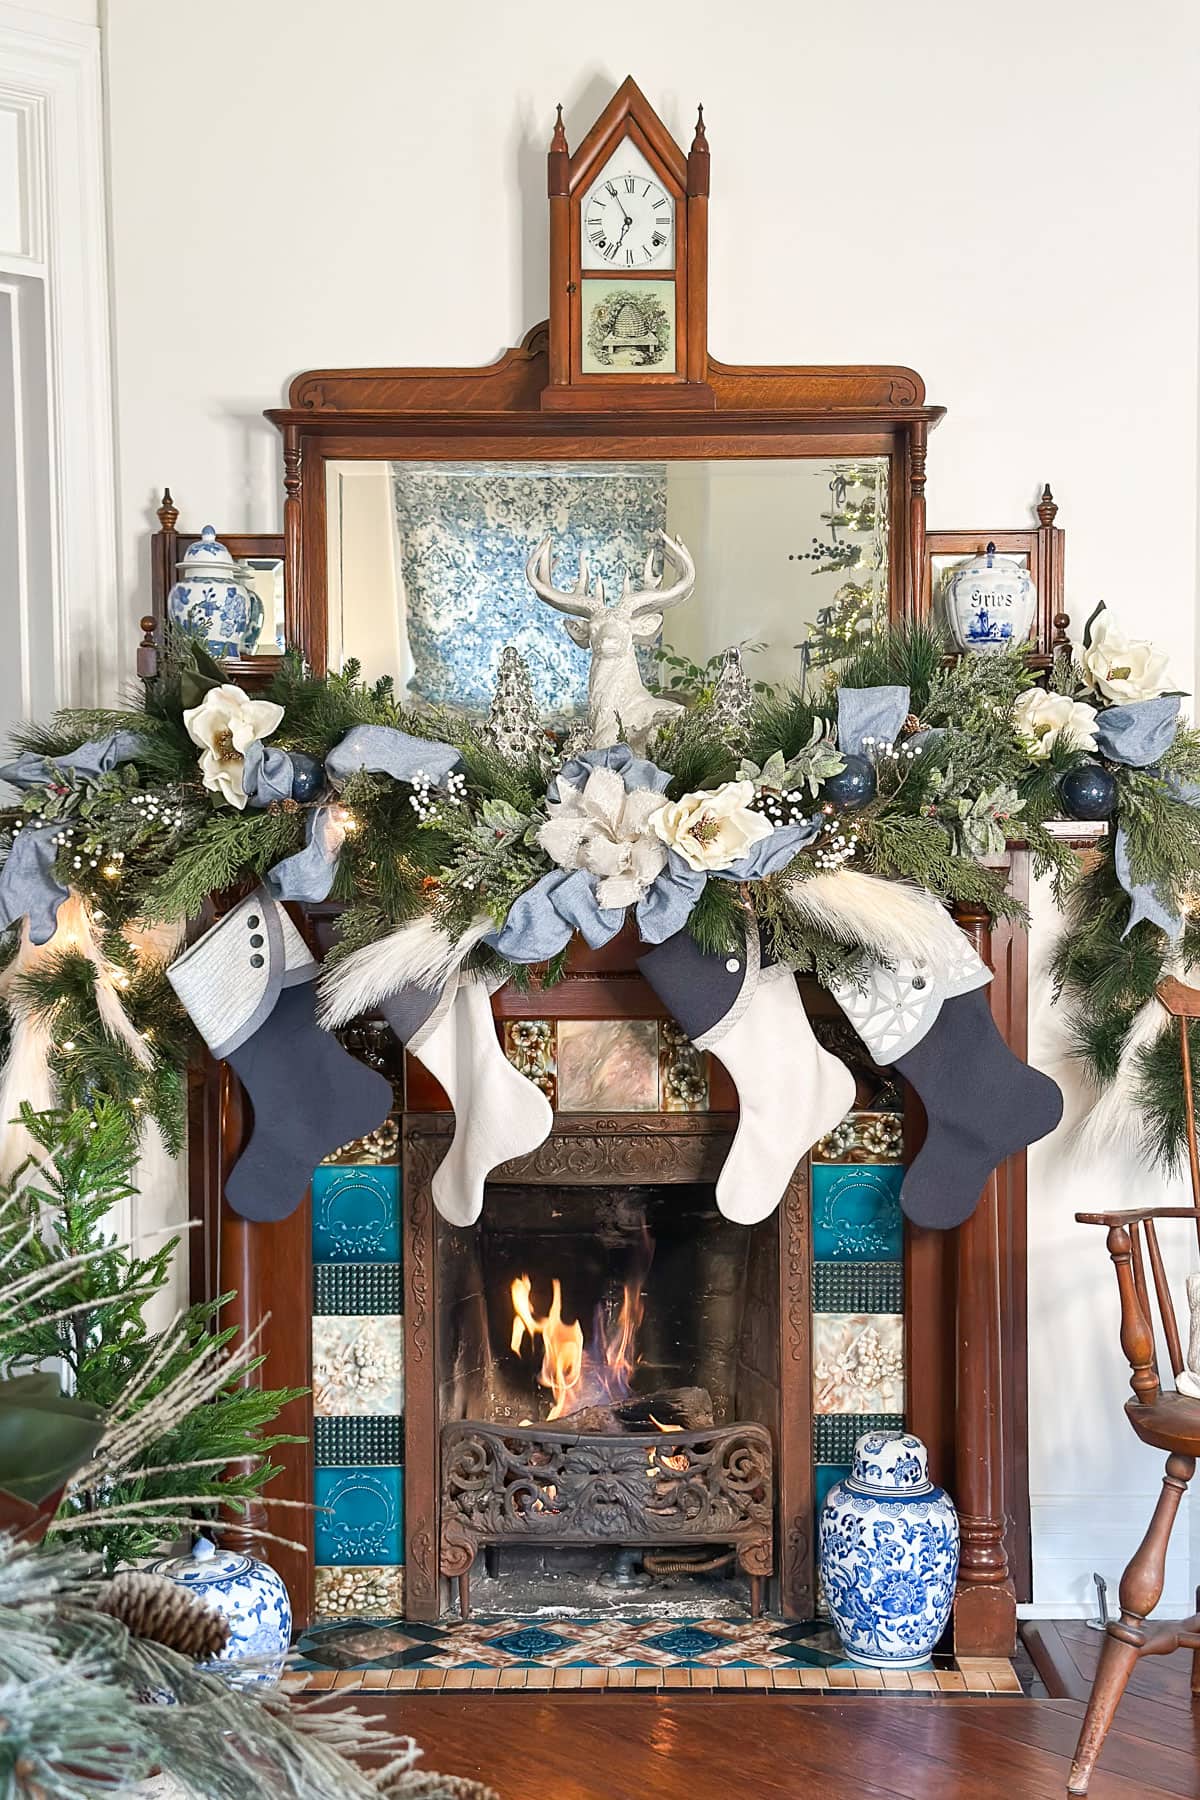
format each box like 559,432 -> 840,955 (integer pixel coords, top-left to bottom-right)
485,646 -> 549,767
709,645 -> 755,750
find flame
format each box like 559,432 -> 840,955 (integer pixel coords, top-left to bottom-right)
509,1272 -> 644,1422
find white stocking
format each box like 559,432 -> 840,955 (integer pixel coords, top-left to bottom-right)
703,966 -> 855,1225
410,977 -> 553,1226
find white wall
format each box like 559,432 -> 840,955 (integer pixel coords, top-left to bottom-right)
102,0 -> 1200,1611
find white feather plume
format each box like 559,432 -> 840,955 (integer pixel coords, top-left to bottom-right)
0,926 -> 57,1179
786,869 -> 969,970
0,895 -> 165,1178
318,914 -> 493,1029
1069,956 -> 1200,1164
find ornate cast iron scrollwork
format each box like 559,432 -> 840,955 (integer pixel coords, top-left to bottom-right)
439,1419 -> 773,1588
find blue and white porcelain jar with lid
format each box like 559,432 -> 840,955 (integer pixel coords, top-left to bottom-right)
167,526 -> 264,660
818,1429 -> 959,1668
943,542 -> 1037,654
144,1535 -> 291,1687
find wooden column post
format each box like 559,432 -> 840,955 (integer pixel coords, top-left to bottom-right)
546,106 -> 571,389
685,106 -> 710,387
951,900 -> 1018,1656
908,418 -> 928,622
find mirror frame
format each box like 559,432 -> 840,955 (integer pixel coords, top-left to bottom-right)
265,323 -> 945,678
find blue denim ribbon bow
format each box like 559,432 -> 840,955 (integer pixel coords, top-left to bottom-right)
0,732 -> 146,943
486,744 -> 821,965
1096,697 -> 1187,940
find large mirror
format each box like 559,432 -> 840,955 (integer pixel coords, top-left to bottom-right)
325,456 -> 890,714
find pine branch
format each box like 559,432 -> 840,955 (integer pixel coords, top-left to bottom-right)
140,807 -> 304,921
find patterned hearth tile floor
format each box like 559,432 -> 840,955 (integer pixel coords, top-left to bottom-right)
290,1616 -> 1026,1695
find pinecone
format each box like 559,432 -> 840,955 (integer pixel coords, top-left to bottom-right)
96,1569 -> 230,1662
709,645 -> 755,750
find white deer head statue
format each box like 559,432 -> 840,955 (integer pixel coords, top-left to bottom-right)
526,530 -> 696,753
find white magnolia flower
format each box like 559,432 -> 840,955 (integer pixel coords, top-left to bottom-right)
183,683 -> 285,809
1079,615 -> 1174,704
538,764 -> 669,910
650,779 -> 774,873
1012,687 -> 1099,762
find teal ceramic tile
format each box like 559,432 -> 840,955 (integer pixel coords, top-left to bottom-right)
813,1260 -> 903,1314
814,1463 -> 851,1516
312,1166 -> 401,1264
314,1466 -> 404,1566
811,1163 -> 903,1261
314,1416 -> 404,1468
814,1413 -> 905,1465
313,1261 -> 403,1315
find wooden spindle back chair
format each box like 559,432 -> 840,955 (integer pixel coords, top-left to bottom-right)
1068,978 -> 1200,1795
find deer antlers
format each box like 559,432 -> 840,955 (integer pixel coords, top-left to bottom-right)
526,531 -> 696,620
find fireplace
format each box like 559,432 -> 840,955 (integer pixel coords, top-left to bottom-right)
401,1110 -> 813,1623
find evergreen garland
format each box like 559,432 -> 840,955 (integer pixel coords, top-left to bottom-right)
2,614 -> 1199,1174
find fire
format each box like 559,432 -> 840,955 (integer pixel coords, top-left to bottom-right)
509,1272 -> 644,1422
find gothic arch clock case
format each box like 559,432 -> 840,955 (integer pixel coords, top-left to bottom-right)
184,78 -> 1048,1655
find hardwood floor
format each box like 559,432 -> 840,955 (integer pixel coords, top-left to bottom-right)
361,1627 -> 1199,1800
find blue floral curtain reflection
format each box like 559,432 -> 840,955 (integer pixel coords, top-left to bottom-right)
391,462 -> 668,715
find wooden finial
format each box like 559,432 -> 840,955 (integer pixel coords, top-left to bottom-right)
548,103 -> 570,196
1036,482 -> 1058,527
688,102 -> 710,196
137,615 -> 159,682
157,488 -> 179,531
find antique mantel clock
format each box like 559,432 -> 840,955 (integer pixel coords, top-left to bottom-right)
543,76 -> 712,406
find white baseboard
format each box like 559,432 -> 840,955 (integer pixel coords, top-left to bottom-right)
1031,1493 -> 1194,1615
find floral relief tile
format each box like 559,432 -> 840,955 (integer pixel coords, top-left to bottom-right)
312,1316 -> 404,1418
312,1165 -> 401,1264
314,1466 -> 404,1567
812,1313 -> 904,1415
660,1019 -> 709,1112
812,1111 -> 904,1165
322,1113 -> 401,1168
811,1164 -> 904,1262
314,1565 -> 405,1621
503,1020 -> 557,1106
556,1019 -> 659,1111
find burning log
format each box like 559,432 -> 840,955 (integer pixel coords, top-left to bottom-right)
551,1387 -> 714,1435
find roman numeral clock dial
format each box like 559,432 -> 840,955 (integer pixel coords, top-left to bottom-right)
583,175 -> 674,268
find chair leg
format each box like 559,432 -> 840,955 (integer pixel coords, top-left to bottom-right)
1192,1584 -> 1200,1697
1068,1633 -> 1141,1796
1068,1451 -> 1195,1796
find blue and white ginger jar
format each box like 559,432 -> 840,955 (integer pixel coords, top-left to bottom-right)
167,526 -> 264,659
818,1429 -> 959,1668
145,1535 -> 291,1687
943,542 -> 1037,654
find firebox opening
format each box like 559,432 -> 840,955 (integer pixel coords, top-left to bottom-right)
445,1184 -> 752,1428
436,1181 -> 780,1616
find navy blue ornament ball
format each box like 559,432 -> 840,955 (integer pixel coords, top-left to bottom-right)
289,752 -> 326,803
1059,763 -> 1118,822
819,753 -> 877,812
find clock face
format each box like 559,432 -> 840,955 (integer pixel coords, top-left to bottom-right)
581,172 -> 675,270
